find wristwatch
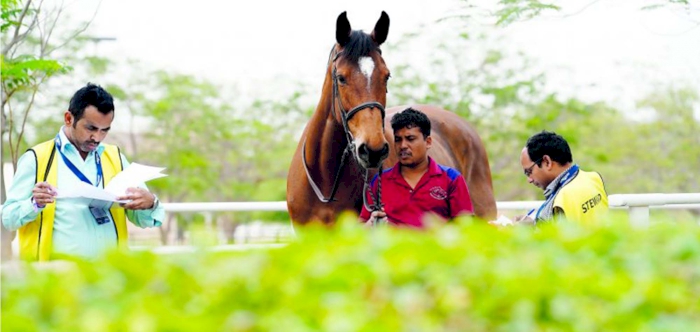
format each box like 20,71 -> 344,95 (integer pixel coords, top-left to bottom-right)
150,195 -> 160,209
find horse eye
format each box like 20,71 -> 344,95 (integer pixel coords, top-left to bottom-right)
385,74 -> 391,82
337,75 -> 347,85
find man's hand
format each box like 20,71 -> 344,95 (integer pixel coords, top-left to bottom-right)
117,187 -> 156,210
32,182 -> 57,208
514,215 -> 536,226
488,215 -> 514,227
365,209 -> 388,227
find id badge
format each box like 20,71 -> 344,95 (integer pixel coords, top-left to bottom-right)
89,200 -> 112,225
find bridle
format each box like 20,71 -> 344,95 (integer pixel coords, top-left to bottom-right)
301,46 -> 386,214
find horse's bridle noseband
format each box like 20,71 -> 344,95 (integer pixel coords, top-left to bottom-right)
302,47 -> 386,214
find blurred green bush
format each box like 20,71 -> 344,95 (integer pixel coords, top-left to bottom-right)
3,215 -> 700,331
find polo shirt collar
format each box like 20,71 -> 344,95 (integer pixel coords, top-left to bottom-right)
388,157 -> 443,179
426,157 -> 444,177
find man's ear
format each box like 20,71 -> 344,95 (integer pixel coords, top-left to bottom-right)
64,111 -> 73,127
426,135 -> 432,149
542,155 -> 552,169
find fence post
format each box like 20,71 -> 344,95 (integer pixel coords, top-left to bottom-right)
628,206 -> 650,227
204,212 -> 213,231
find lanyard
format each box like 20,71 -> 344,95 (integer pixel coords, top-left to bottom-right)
54,134 -> 103,187
535,164 -> 579,220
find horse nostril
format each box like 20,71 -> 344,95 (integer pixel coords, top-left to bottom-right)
380,143 -> 389,157
358,143 -> 369,158
357,143 -> 389,166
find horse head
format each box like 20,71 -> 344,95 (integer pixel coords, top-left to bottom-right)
328,11 -> 391,169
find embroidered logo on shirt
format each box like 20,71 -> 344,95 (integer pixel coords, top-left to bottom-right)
429,186 -> 448,200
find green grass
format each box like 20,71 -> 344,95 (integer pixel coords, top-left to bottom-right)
3,214 -> 700,331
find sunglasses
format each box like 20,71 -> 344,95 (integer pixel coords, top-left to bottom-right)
523,158 -> 543,177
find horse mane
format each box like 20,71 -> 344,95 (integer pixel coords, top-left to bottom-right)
341,30 -> 381,63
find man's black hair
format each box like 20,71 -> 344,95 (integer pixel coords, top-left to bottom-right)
526,130 -> 573,166
68,83 -> 114,124
390,107 -> 431,138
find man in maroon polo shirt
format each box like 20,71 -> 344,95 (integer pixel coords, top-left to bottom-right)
360,108 -> 474,227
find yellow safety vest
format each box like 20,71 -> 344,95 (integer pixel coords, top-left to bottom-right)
18,140 -> 128,261
553,170 -> 609,225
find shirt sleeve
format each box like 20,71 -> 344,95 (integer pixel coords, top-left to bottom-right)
448,175 -> 474,218
120,153 -> 164,228
2,151 -> 43,231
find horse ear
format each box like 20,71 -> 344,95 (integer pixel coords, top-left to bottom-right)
336,11 -> 352,47
371,11 -> 390,46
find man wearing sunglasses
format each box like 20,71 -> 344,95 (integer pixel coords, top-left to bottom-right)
516,131 -> 608,224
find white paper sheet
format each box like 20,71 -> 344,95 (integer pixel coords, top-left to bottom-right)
56,163 -> 167,203
490,215 -> 514,226
104,163 -> 167,196
490,209 -> 537,226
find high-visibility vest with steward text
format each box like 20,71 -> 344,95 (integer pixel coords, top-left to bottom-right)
18,140 -> 128,261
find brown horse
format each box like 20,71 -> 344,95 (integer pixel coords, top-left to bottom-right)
287,11 -> 496,225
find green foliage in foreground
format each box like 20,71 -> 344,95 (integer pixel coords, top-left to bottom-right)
3,215 -> 700,331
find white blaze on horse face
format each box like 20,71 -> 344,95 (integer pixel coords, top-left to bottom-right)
358,56 -> 375,91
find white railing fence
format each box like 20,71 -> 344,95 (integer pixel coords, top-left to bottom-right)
2,193 -> 699,256
163,193 -> 700,228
